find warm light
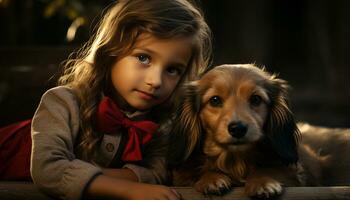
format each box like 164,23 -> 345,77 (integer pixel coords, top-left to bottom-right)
0,0 -> 9,7
66,17 -> 85,42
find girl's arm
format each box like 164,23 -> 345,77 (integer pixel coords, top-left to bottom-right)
86,174 -> 180,200
102,168 -> 138,181
31,87 -> 103,200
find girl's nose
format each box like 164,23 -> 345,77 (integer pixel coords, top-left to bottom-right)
145,66 -> 162,89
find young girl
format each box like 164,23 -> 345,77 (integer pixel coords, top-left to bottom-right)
0,0 -> 212,199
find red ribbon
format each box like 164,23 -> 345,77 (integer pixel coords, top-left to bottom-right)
96,97 -> 159,162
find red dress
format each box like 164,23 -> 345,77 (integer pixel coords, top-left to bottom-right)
0,120 -> 32,180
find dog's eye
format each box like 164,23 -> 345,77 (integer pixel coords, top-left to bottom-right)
249,94 -> 263,107
209,96 -> 223,107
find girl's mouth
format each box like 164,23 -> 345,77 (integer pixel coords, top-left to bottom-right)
136,90 -> 157,100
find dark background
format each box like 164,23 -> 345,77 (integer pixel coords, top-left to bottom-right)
0,0 -> 349,127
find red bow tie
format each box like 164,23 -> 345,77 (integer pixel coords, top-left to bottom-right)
96,97 -> 159,162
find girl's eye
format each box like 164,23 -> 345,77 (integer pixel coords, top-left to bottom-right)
209,96 -> 223,107
137,54 -> 151,65
249,94 -> 263,107
166,67 -> 182,76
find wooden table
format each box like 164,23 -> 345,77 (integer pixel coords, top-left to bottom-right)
1,182 -> 350,200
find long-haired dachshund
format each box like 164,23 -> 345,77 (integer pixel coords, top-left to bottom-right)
168,64 -> 307,198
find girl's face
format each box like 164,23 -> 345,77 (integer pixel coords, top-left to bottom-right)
111,33 -> 193,110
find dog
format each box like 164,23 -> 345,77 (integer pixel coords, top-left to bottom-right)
168,64 -> 307,198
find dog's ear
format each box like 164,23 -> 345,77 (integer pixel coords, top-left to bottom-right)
264,77 -> 301,164
168,81 -> 203,166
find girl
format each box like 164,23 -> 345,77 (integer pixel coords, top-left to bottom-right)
0,0 -> 212,199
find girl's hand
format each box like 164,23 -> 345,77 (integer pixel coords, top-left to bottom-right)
122,181 -> 181,200
87,174 -> 181,200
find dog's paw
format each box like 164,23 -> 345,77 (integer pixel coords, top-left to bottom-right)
194,172 -> 232,195
245,177 -> 282,198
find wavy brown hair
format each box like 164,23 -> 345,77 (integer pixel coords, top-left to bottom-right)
58,0 -> 212,162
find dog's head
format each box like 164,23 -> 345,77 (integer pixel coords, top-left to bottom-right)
170,64 -> 300,166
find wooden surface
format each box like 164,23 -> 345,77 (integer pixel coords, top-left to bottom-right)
1,182 -> 350,200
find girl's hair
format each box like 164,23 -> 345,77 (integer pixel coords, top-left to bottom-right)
58,0 -> 212,161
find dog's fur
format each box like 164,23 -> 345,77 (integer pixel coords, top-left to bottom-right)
168,64 -> 350,198
297,123 -> 350,186
168,64 -> 306,198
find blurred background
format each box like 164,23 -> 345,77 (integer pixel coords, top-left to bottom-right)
0,0 -> 349,127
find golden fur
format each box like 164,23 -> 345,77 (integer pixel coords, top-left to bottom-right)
168,64 -> 350,198
168,64 -> 306,198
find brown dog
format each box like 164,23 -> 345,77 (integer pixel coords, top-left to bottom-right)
168,64 -> 350,197
168,64 -> 307,198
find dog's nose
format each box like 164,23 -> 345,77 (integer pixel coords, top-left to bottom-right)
228,122 -> 247,138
